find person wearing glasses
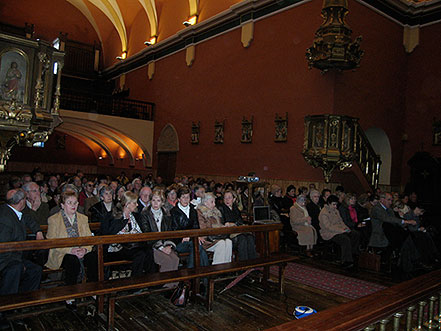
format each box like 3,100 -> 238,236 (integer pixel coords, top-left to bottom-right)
79,180 -> 95,207
319,195 -> 360,269
45,191 -> 97,307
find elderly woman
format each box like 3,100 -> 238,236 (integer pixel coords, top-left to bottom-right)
46,191 -> 97,306
89,185 -> 115,223
163,185 -> 178,215
290,195 -> 317,256
319,195 -> 360,269
100,191 -> 156,277
218,190 -> 256,261
197,193 -> 233,265
141,190 -> 179,274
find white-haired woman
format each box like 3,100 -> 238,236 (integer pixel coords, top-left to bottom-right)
197,193 -> 232,265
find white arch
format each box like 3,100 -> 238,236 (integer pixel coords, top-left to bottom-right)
365,127 -> 391,185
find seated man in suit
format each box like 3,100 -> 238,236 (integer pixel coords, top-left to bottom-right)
0,189 -> 43,327
369,192 -> 418,276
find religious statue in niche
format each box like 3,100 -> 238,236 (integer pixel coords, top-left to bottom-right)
0,50 -> 27,103
241,116 -> 253,143
433,117 -> 441,146
214,120 -> 224,144
274,113 -> 288,142
191,121 -> 200,144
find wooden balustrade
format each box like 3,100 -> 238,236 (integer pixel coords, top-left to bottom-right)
268,268 -> 441,330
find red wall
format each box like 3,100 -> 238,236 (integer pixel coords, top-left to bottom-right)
402,23 -> 441,184
126,1 -> 415,183
333,0 -> 408,185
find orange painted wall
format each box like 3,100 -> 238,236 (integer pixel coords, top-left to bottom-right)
126,0 -> 334,182
0,0 -> 99,44
124,0 -> 428,185
402,22 -> 441,183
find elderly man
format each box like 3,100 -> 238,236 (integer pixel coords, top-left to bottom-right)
0,189 -> 43,296
22,181 -> 50,226
370,192 -> 419,276
137,186 -> 152,212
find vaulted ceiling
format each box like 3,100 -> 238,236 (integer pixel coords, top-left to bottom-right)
1,0 -> 441,69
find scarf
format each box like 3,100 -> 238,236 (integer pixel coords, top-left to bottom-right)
349,205 -> 359,223
295,202 -> 309,218
61,210 -> 79,238
178,203 -> 190,218
152,208 -> 163,231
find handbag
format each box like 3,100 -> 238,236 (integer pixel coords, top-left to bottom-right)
358,250 -> 381,272
170,281 -> 190,307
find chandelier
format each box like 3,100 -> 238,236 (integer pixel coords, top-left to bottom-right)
306,0 -> 364,72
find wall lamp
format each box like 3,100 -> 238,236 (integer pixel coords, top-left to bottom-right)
144,36 -> 157,46
183,15 -> 198,27
116,51 -> 127,60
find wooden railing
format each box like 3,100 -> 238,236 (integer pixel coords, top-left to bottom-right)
269,268 -> 441,330
60,88 -> 155,121
356,128 -> 381,190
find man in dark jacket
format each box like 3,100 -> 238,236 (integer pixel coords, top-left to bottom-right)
0,189 -> 43,297
170,187 -> 209,268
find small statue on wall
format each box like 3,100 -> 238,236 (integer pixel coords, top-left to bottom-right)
214,120 -> 224,144
241,116 -> 253,143
275,113 -> 288,142
191,121 -> 200,144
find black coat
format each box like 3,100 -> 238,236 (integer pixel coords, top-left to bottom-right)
0,203 -> 40,272
140,207 -> 175,248
170,204 -> 199,231
100,211 -> 148,236
217,203 -> 243,225
89,201 -> 114,224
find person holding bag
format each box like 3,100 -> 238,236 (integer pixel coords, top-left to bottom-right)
141,190 -> 179,276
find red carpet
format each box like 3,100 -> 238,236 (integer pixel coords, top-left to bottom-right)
270,263 -> 387,300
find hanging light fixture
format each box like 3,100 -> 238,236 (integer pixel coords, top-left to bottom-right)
306,0 -> 364,72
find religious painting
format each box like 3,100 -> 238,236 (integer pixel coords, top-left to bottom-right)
214,120 -> 224,144
241,116 -> 253,143
274,113 -> 288,142
191,121 -> 200,144
433,118 -> 441,146
0,49 -> 28,104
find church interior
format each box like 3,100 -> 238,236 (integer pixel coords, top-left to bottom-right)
1,0 -> 441,330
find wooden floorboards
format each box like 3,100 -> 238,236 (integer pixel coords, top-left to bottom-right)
5,254 -> 403,331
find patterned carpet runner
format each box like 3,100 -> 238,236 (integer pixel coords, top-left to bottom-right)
270,263 -> 387,299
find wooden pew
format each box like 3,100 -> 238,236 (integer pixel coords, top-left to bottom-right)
0,224 -> 297,330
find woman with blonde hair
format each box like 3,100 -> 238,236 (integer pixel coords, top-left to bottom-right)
141,190 -> 179,276
100,191 -> 156,277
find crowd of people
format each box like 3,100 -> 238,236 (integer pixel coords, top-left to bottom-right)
0,169 -> 439,324
0,170 -> 261,314
268,183 -> 440,277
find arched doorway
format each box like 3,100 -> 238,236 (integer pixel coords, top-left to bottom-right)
365,127 -> 391,185
157,124 -> 179,184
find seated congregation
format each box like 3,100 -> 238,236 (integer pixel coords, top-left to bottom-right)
1,170 -> 439,328
268,183 -> 440,277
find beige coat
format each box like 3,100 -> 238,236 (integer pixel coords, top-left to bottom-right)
318,205 -> 349,241
289,203 -> 317,246
45,211 -> 93,270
